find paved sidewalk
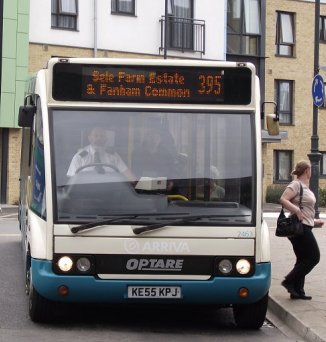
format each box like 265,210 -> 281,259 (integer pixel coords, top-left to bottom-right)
264,203 -> 326,342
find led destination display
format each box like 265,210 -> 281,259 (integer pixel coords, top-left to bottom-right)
52,63 -> 252,104
84,67 -> 223,102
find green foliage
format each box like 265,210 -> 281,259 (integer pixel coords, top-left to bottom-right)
319,188 -> 326,207
265,184 -> 286,204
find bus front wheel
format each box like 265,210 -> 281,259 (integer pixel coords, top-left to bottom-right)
28,271 -> 54,322
233,293 -> 268,329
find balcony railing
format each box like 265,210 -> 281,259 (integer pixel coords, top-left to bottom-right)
160,16 -> 205,55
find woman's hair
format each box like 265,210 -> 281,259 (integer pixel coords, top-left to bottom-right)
291,160 -> 311,177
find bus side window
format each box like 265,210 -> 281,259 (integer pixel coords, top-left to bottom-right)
22,95 -> 36,168
30,98 -> 46,219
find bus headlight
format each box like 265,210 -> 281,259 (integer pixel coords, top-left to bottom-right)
218,259 -> 233,274
236,259 -> 251,275
76,257 -> 91,273
57,256 -> 73,272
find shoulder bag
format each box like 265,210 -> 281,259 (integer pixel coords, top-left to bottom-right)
275,182 -> 304,237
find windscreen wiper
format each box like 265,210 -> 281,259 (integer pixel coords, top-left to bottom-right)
70,213 -> 187,234
71,215 -> 139,233
132,214 -> 250,235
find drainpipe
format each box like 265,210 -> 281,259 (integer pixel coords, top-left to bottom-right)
94,0 -> 98,57
0,0 -> 5,204
164,0 -> 168,59
0,1 -> 3,113
0,0 -> 3,101
1,129 -> 8,204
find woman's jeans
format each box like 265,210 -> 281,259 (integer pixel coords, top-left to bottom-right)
285,224 -> 320,294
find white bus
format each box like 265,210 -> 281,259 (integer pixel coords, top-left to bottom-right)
18,58 -> 278,328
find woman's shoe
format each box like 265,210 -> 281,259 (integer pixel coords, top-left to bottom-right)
289,293 -> 300,299
290,294 -> 312,300
281,280 -> 301,297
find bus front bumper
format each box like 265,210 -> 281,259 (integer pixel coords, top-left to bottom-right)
31,259 -> 271,305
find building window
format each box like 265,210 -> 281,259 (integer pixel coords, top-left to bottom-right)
320,16 -> 326,42
160,0 -> 205,54
276,11 -> 295,56
274,150 -> 293,182
51,0 -> 78,30
227,0 -> 261,56
275,80 -> 293,124
321,152 -> 326,176
168,0 -> 194,50
322,83 -> 326,108
111,0 -> 135,15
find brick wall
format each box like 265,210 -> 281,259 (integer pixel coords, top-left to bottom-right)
263,0 -> 326,201
28,44 -> 158,73
7,128 -> 21,204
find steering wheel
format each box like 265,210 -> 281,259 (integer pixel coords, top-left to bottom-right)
75,163 -> 120,174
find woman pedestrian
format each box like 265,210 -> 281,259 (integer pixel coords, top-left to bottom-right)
280,160 -> 324,300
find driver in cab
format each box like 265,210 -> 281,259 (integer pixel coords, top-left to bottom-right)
67,127 -> 136,182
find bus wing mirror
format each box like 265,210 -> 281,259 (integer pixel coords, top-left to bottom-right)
18,105 -> 36,127
266,113 -> 280,136
261,101 -> 279,136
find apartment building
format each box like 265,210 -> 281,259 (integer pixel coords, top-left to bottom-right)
0,0 -> 29,204
2,0 -> 326,204
28,0 -> 226,72
263,0 -> 326,199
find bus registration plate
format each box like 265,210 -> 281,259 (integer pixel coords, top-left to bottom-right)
128,286 -> 181,299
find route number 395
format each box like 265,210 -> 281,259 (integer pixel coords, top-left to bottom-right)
198,75 -> 222,95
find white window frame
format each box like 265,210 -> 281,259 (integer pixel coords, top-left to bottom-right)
321,152 -> 326,176
59,0 -> 77,15
275,80 -> 293,125
274,150 -> 293,183
320,16 -> 326,42
111,0 -> 135,15
52,0 -> 78,30
276,11 -> 295,56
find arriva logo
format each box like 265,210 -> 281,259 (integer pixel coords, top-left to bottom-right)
124,239 -> 191,254
126,258 -> 184,271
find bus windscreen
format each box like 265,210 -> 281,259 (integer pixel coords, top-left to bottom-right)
52,63 -> 252,105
